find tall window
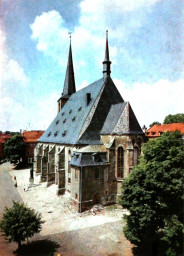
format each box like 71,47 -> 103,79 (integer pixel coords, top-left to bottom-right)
117,147 -> 124,178
133,147 -> 138,165
133,147 -> 140,166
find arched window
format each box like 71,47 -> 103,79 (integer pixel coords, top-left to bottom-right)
117,147 -> 124,178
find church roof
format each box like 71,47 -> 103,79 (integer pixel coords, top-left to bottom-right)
101,102 -> 143,135
39,78 -> 105,145
39,77 -> 143,145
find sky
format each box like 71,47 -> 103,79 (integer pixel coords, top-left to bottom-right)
0,0 -> 184,132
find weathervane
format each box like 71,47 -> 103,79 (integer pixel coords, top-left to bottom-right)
106,30 -> 108,39
68,32 -> 72,42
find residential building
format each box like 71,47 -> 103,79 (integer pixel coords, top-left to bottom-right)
22,130 -> 44,164
146,123 -> 184,139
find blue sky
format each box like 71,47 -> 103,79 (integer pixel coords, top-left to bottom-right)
0,0 -> 184,132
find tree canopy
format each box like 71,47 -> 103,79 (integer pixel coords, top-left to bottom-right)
120,131 -> 184,256
4,134 -> 26,164
163,113 -> 184,124
149,121 -> 161,128
0,201 -> 44,248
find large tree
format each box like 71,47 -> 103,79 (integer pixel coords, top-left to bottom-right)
149,121 -> 161,128
0,201 -> 44,248
120,132 -> 184,256
4,134 -> 26,164
163,113 -> 184,124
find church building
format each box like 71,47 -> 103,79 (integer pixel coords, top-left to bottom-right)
34,32 -> 145,212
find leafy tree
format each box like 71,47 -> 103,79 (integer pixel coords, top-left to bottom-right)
4,134 -> 26,164
164,113 -> 184,124
120,132 -> 184,256
0,201 -> 44,248
149,121 -> 161,128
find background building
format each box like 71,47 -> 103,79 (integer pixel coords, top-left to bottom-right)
22,130 -> 44,164
146,123 -> 184,139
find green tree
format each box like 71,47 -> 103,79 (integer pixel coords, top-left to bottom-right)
164,113 -> 184,124
4,134 -> 26,164
149,121 -> 161,128
120,132 -> 184,256
0,201 -> 44,248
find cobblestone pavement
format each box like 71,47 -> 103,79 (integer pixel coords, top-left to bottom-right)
0,162 -> 133,256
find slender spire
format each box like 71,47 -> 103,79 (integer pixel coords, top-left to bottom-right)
62,33 -> 76,98
103,30 -> 111,80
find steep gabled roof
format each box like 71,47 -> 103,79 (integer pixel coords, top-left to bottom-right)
77,77 -> 124,144
39,78 -> 105,144
39,77 -> 143,145
101,102 -> 143,135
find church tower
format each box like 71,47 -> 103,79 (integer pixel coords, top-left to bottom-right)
103,30 -> 111,80
57,36 -> 76,113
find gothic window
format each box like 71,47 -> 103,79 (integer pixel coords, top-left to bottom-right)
117,147 -> 124,179
133,147 -> 138,166
133,147 -> 140,165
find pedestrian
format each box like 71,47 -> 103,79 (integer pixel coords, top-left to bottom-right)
24,184 -> 26,192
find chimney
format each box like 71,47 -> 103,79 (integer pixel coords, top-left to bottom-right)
86,93 -> 91,106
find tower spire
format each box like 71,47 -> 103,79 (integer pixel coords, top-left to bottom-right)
103,30 -> 111,80
57,33 -> 76,112
62,32 -> 76,97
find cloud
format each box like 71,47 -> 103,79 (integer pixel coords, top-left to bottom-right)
0,30 -> 29,131
114,78 -> 184,127
0,30 -> 28,90
30,0 -> 184,86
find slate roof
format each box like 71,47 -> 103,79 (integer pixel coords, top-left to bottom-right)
70,152 -> 108,167
146,123 -> 184,138
39,78 -> 105,144
101,102 -> 143,135
39,76 -> 143,145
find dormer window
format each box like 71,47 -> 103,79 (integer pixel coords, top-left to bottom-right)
56,120 -> 59,125
63,119 -> 66,124
62,130 -> 67,137
54,131 -> 58,137
47,132 -> 51,137
78,106 -> 82,112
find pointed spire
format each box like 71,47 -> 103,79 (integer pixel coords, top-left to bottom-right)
62,33 -> 76,98
103,30 -> 111,80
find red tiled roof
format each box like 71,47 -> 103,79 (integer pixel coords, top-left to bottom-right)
146,123 -> 184,138
22,131 -> 44,143
0,134 -> 11,143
